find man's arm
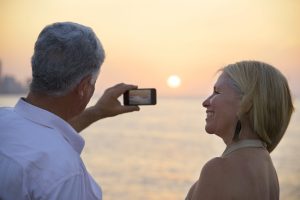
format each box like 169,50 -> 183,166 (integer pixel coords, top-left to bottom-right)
69,83 -> 140,132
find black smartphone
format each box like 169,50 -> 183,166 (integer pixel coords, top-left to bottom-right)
123,88 -> 157,105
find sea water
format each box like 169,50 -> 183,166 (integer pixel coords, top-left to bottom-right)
0,96 -> 299,200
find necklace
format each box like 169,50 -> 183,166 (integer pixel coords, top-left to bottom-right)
222,139 -> 267,157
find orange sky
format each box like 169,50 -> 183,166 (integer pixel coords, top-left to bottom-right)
0,0 -> 299,97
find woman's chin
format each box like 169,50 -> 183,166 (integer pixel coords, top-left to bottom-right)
205,126 -> 215,135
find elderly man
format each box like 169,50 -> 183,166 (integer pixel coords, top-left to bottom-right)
0,22 -> 139,200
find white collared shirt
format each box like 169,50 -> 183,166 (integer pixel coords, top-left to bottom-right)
0,98 -> 102,200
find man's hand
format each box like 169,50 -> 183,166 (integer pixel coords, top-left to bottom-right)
69,83 -> 140,132
91,83 -> 140,119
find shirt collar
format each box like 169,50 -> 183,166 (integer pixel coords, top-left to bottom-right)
14,98 -> 85,154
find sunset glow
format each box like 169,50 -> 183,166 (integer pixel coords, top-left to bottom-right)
167,75 -> 181,88
0,0 -> 299,97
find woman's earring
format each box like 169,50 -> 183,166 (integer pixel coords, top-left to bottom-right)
233,120 -> 241,141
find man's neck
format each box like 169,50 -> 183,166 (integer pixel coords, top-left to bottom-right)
25,92 -> 74,121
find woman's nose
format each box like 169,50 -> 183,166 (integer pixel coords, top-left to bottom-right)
202,96 -> 211,108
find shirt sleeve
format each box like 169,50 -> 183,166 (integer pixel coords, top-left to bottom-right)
0,154 -> 31,200
42,173 -> 101,200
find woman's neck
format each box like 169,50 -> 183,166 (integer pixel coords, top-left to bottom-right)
223,121 -> 260,146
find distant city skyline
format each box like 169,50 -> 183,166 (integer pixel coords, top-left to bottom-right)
0,61 -> 29,94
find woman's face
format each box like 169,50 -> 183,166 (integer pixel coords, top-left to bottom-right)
202,73 -> 241,140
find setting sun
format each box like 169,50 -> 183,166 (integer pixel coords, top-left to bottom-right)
167,75 -> 181,88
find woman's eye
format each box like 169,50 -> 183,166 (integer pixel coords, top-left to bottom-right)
213,86 -> 220,94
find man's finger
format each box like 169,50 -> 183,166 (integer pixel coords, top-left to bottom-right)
111,83 -> 138,97
120,105 -> 140,114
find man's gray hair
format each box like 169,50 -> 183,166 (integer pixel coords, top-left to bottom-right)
30,22 -> 105,96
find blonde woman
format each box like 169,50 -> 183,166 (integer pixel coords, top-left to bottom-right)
186,61 -> 294,200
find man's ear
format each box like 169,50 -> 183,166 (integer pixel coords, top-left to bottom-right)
75,75 -> 93,97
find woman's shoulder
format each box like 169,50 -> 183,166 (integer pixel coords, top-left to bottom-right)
200,157 -> 232,181
186,157 -> 233,199
200,154 -> 258,183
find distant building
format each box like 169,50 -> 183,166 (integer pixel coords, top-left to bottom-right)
0,60 -> 28,94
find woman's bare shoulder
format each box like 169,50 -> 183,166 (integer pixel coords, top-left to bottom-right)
188,157 -> 232,199
200,157 -> 232,182
187,153 -> 277,200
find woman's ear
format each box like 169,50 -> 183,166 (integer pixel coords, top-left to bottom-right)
238,95 -> 252,117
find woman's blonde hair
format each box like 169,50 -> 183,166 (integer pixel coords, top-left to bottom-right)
222,61 -> 294,152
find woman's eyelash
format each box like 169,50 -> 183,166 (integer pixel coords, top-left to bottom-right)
213,87 -> 220,94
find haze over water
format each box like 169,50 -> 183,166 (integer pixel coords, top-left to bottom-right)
1,96 -> 299,200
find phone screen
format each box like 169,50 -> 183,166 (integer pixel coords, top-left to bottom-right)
123,88 -> 156,105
